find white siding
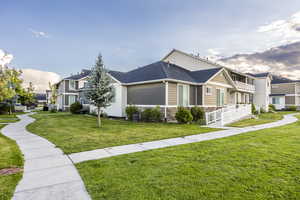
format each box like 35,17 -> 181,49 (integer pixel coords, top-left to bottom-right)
253,77 -> 271,111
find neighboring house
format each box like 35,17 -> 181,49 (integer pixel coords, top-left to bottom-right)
35,93 -> 47,106
55,70 -> 90,111
270,75 -> 300,110
247,72 -> 272,112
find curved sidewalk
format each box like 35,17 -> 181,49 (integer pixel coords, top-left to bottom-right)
2,114 -> 91,200
69,114 -> 298,164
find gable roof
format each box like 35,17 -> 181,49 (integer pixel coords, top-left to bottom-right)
247,72 -> 271,78
64,69 -> 91,80
271,75 -> 300,84
116,61 -> 223,84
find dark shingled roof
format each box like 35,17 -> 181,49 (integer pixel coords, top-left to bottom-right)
247,72 -> 271,78
271,75 -> 300,84
65,69 -> 91,80
116,61 -> 222,84
35,93 -> 46,101
62,61 -> 223,84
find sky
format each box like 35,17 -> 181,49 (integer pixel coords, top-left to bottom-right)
1,0 -> 300,91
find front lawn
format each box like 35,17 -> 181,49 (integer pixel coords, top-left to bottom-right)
27,113 -> 220,154
228,111 -> 297,127
76,115 -> 300,200
0,125 -> 23,200
0,113 -> 22,123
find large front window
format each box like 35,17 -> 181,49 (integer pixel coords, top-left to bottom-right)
69,95 -> 76,105
178,84 -> 189,106
272,97 -> 280,104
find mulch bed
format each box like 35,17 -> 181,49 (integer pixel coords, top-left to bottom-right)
0,167 -> 22,175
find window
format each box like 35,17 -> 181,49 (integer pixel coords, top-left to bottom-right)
69,80 -> 76,90
69,95 -> 76,105
272,97 -> 280,104
178,84 -> 189,106
206,86 -> 212,95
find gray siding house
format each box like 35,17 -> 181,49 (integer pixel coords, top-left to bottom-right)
270,75 -> 300,110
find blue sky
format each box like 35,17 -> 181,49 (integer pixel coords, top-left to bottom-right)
2,0 -> 300,77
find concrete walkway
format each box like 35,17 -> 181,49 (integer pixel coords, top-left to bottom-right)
69,114 -> 298,164
2,114 -> 91,200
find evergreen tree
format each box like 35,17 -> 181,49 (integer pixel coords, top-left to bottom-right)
86,53 -> 114,127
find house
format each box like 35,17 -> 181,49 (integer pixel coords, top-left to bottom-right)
54,49 -> 269,124
270,75 -> 300,110
247,72 -> 272,112
35,93 -> 47,107
54,69 -> 90,111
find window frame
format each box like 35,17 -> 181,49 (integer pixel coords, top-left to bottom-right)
69,80 -> 76,90
177,84 -> 189,107
206,86 -> 212,96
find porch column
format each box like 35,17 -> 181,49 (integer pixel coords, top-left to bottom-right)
165,81 -> 169,120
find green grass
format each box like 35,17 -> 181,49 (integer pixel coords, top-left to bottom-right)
228,111 -> 297,127
76,115 -> 300,200
0,124 -> 23,200
0,113 -> 24,123
27,113 -> 220,154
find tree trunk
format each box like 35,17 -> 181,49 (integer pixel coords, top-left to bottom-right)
97,107 -> 101,127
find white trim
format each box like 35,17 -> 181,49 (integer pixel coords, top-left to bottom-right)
208,81 -> 233,88
286,94 -> 300,96
107,74 -> 122,84
123,78 -> 203,86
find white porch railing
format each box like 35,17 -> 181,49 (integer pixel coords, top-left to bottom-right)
205,104 -> 251,126
234,81 -> 255,93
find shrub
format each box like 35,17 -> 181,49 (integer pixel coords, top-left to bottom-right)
50,108 -> 57,113
0,103 -> 10,114
260,107 -> 266,113
175,107 -> 193,124
251,104 -> 256,115
125,105 -> 139,121
269,104 -> 276,112
70,102 -> 82,114
197,118 -> 206,125
141,106 -> 162,122
286,105 -> 297,111
43,106 -> 49,111
190,107 -> 205,122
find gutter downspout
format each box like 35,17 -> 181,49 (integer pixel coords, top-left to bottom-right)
165,81 -> 169,122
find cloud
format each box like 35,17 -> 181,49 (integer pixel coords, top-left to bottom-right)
257,11 -> 300,46
220,41 -> 300,80
0,49 -> 13,67
29,28 -> 50,38
21,69 -> 61,93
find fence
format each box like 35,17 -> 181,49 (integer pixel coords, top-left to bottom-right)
205,104 -> 251,126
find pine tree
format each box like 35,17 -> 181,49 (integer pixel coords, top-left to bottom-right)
86,53 -> 114,127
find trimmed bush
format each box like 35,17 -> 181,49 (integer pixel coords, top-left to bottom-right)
269,104 -> 276,112
0,103 -> 10,114
260,107 -> 266,113
175,107 -> 193,124
141,106 -> 162,122
70,102 -> 82,114
286,105 -> 297,111
125,105 -> 139,121
190,107 -> 205,122
251,104 -> 256,115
